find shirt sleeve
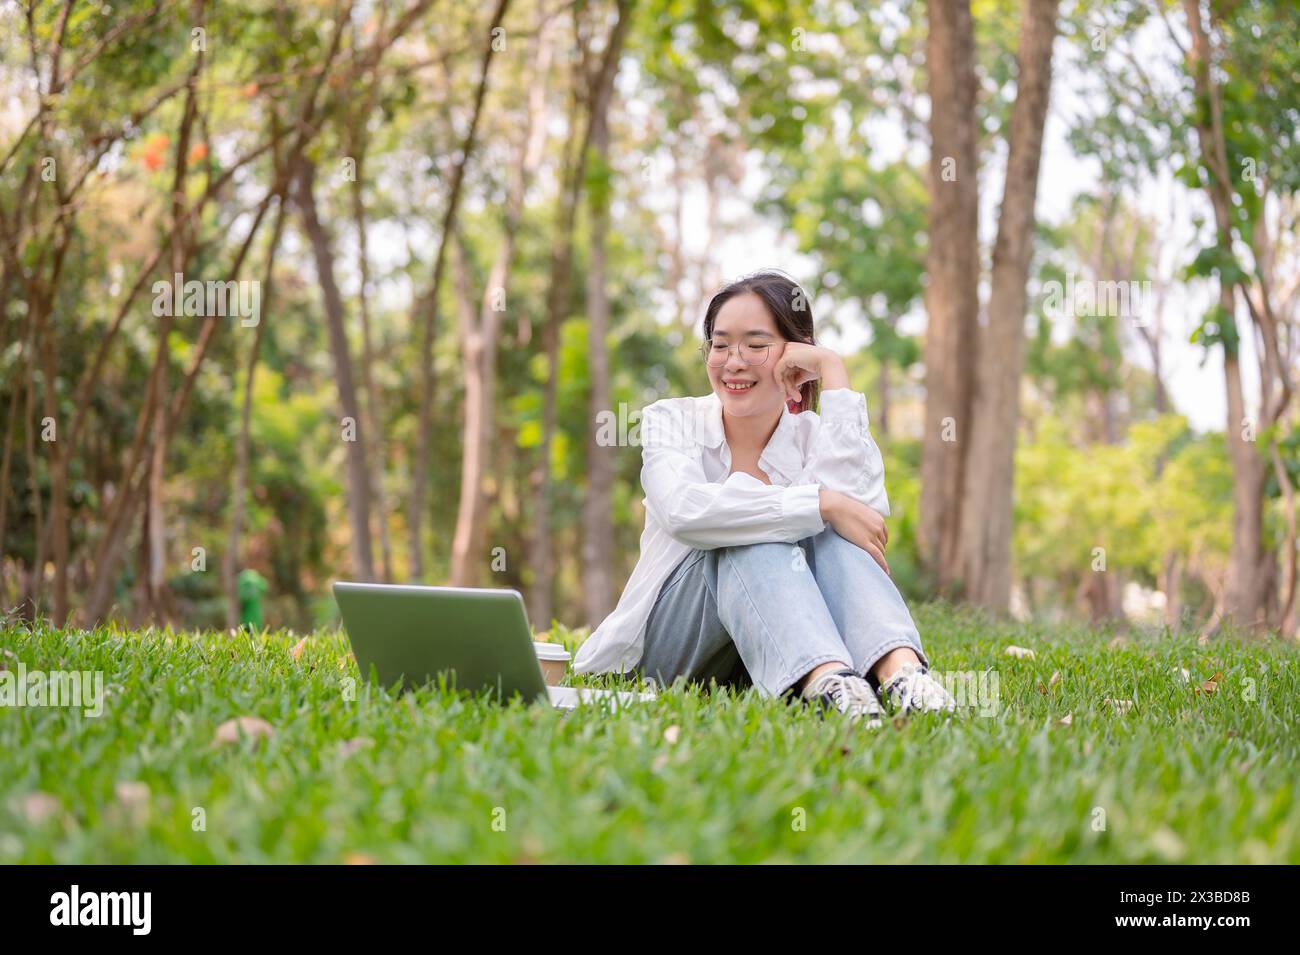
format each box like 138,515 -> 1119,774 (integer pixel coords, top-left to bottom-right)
799,388 -> 890,516
639,400 -> 827,550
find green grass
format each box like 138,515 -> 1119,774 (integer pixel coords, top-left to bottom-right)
2,604 -> 1298,863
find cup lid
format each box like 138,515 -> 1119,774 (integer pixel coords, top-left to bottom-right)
533,641 -> 571,660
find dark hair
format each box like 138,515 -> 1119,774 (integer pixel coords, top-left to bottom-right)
702,270 -> 819,411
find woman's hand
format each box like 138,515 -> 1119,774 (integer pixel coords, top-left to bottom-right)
818,488 -> 890,576
773,343 -> 849,409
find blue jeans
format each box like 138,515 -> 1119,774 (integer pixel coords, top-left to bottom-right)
633,528 -> 930,698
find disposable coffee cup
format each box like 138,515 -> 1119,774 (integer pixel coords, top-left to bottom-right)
533,641 -> 571,686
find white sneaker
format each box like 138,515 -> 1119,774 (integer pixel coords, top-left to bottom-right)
802,668 -> 885,727
880,663 -> 957,714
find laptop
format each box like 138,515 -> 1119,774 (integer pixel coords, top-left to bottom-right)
332,582 -> 654,711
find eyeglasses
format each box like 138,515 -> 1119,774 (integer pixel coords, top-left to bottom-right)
701,339 -> 776,368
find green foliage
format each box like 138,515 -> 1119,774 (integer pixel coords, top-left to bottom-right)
1189,302 -> 1240,358
1014,414 -> 1233,609
1185,244 -> 1249,290
0,0 -> 1282,638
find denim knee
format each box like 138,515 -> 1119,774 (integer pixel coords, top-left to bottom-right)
715,540 -> 804,573
725,540 -> 792,558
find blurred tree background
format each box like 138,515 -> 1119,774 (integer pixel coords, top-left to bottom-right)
1,0 -> 1298,638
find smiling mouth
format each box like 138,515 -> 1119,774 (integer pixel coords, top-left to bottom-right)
723,381 -> 756,392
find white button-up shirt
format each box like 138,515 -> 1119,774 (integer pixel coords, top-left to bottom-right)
573,387 -> 889,676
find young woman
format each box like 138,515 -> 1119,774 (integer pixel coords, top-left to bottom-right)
573,270 -> 956,725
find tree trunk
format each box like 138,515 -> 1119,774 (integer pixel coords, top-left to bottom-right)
449,4 -> 554,588
0,368 -> 19,586
145,417 -> 168,619
1183,0 -> 1270,630
1080,563 -> 1123,625
919,0 -> 980,592
581,55 -> 620,627
449,237 -> 491,589
350,129 -> 393,583
527,0 -> 630,626
294,154 -> 375,582
1163,551 -> 1182,632
35,290 -> 71,625
19,320 -> 44,620
225,201 -> 287,627
958,0 -> 1058,612
409,0 -> 511,581
1224,350 -> 1268,627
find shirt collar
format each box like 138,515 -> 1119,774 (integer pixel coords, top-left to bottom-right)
694,392 -> 726,447
694,392 -> 804,484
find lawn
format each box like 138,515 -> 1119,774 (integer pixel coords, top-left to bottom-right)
2,604 -> 1297,864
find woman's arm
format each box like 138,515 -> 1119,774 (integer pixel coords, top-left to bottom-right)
773,344 -> 891,573
639,400 -> 826,550
775,344 -> 889,516
802,388 -> 890,516
819,486 -> 891,575
804,393 -> 892,574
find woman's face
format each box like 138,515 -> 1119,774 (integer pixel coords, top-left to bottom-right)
706,292 -> 788,418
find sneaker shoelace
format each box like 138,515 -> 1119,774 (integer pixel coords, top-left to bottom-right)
809,669 -> 883,724
882,663 -> 957,713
